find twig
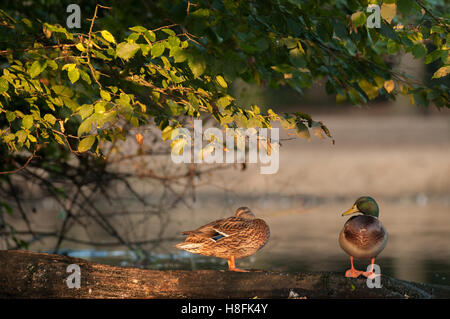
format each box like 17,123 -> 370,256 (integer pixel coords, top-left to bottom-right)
0,150 -> 36,175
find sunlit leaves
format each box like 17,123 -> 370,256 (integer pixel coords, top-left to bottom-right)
68,68 -> 80,83
215,75 -> 228,88
432,66 -> 450,79
75,43 -> 86,52
100,90 -> 111,101
151,42 -> 165,58
78,135 -> 95,152
188,55 -> 206,78
1,0 -> 448,158
351,11 -> 366,28
381,3 -> 396,24
101,30 -> 115,44
130,26 -> 147,33
0,78 -> 8,93
77,117 -> 93,137
43,114 -> 57,125
116,42 -> 140,60
29,60 -> 46,78
22,115 -> 34,129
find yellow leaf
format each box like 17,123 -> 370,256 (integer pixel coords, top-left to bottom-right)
78,135 -> 95,152
384,80 -> 395,93
101,30 -> 116,44
432,66 -> 450,79
75,43 -> 86,52
381,3 -> 396,23
215,75 -> 228,88
358,79 -> 379,99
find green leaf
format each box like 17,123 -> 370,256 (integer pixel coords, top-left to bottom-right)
94,102 -> 106,114
379,21 -> 399,41
6,111 -> 16,122
68,68 -> 80,83
130,26 -> 147,33
161,125 -> 174,141
351,11 -> 366,28
29,60 -> 46,78
0,78 -> 9,93
412,44 -> 427,59
77,117 -> 93,136
358,79 -> 379,99
217,96 -> 232,108
168,35 -> 180,48
79,104 -> 93,120
43,113 -> 57,125
27,134 -> 37,143
78,135 -> 95,152
62,63 -> 76,71
15,130 -> 28,143
171,47 -> 189,63
425,50 -> 445,64
22,115 -> 34,129
144,30 -> 156,42
101,30 -> 116,43
151,42 -> 165,58
100,90 -> 111,101
188,56 -> 206,78
216,75 -> 228,88
79,70 -> 91,84
161,28 -> 176,36
116,42 -> 140,60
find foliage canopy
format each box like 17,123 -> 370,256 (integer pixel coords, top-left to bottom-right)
0,0 -> 449,161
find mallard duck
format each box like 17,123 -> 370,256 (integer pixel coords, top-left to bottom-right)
339,196 -> 388,278
175,207 -> 270,272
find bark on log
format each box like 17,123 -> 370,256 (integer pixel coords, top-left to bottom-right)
1,250 -> 449,298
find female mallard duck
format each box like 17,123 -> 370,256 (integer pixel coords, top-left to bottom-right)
339,196 -> 388,278
176,207 -> 270,272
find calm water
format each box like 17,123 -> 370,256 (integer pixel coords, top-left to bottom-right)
43,195 -> 450,287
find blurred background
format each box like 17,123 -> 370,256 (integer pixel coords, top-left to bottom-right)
2,51 -> 449,286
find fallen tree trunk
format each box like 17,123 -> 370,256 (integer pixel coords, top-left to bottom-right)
0,250 -> 449,298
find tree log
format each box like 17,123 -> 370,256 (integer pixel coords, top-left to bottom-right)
0,250 -> 449,298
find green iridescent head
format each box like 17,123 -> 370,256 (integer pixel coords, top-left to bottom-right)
342,196 -> 379,218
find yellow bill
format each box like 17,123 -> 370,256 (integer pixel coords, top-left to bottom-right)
342,204 -> 359,216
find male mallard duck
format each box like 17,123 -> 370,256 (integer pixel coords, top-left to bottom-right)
339,196 -> 388,278
176,207 -> 270,272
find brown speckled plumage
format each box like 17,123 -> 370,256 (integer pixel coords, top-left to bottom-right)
339,215 -> 387,259
176,207 -> 270,260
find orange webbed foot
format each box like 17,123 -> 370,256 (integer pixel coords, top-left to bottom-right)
345,268 -> 363,278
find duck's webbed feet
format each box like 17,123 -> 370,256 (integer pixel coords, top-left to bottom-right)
227,256 -> 249,272
362,258 -> 380,278
344,256 -> 363,278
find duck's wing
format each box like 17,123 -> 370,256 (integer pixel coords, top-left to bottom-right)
182,217 -> 250,242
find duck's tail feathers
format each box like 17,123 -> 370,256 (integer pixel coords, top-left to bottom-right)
175,242 -> 203,251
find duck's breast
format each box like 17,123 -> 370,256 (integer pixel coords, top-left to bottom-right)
339,215 -> 387,259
